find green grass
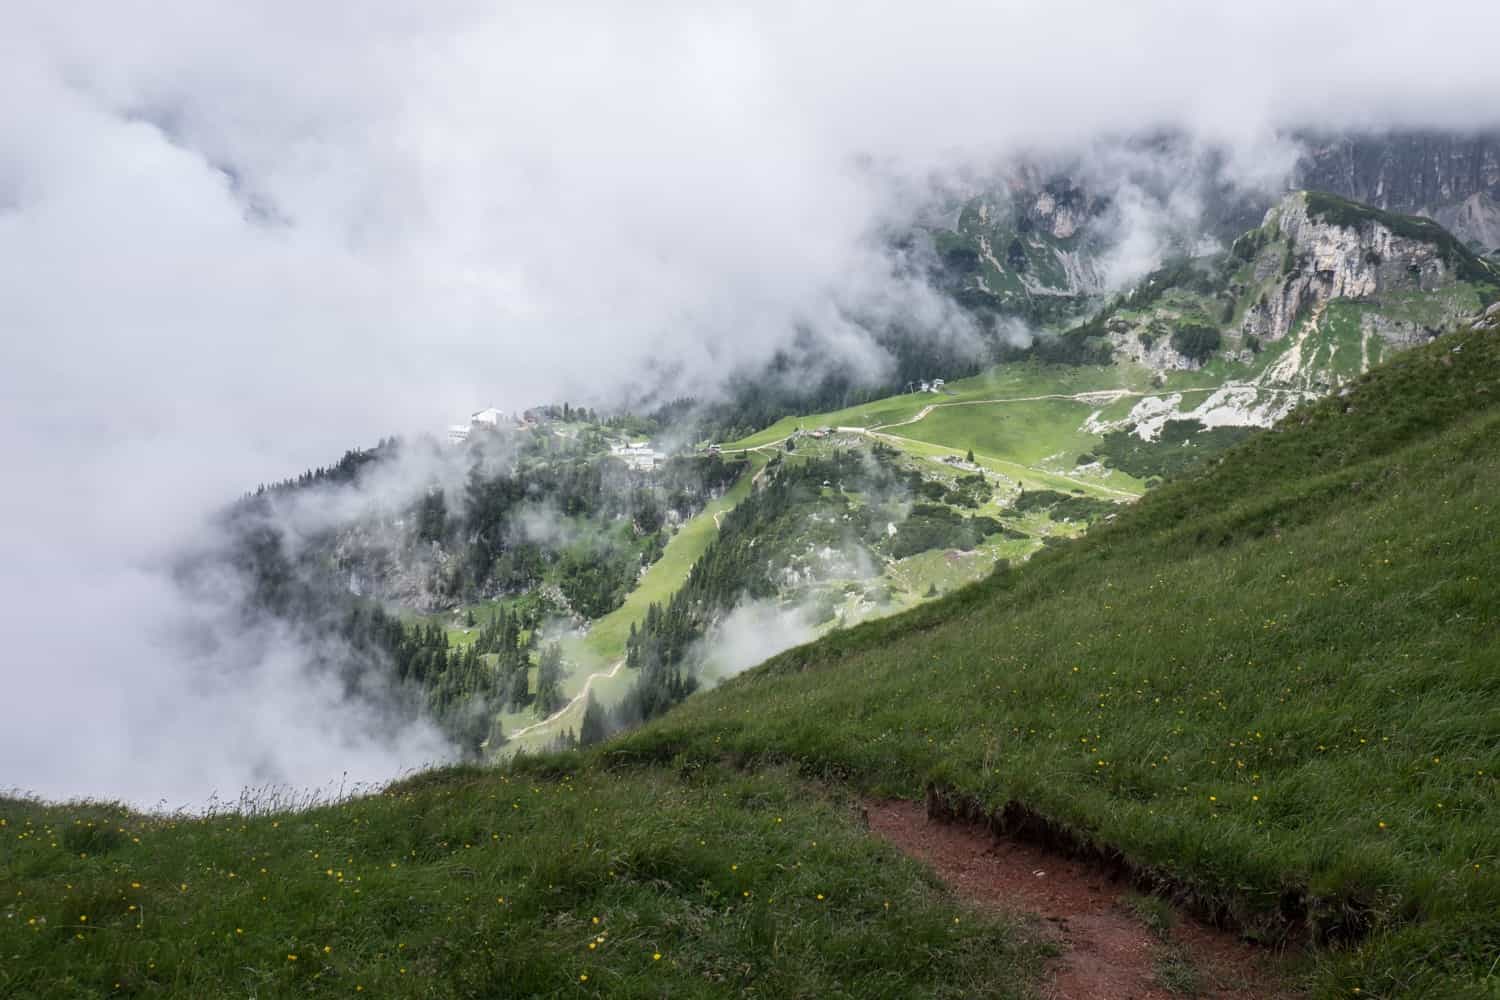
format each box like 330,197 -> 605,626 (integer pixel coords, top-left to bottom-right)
0,765 -> 1040,999
1317,301 -> 1369,382
1122,892 -> 1177,940
894,398 -> 1108,468
611,323 -> 1500,997
873,432 -> 1138,498
722,363 -> 1160,451
9,328 -> 1500,998
1154,951 -> 1202,996
499,458 -> 766,752
886,548 -> 996,601
723,397 -> 926,450
573,457 -> 763,668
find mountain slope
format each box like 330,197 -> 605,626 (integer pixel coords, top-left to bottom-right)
0,766 -> 1042,999
617,321 -> 1500,997
1294,130 -> 1500,251
1091,191 -> 1497,376
6,321 -> 1498,998
196,192 -> 1494,760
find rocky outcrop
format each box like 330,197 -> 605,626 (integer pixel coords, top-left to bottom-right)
1294,131 -> 1500,249
1029,185 -> 1095,240
1103,313 -> 1209,371
1475,302 -> 1500,332
1239,193 -> 1467,346
1434,192 -> 1500,251
335,522 -> 457,610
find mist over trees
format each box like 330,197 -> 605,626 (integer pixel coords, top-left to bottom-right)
212,414 -> 753,750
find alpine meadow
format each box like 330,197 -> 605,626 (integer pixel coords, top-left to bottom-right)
3,3 -> 1500,998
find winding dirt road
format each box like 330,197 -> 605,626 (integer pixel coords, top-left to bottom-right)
508,659 -> 625,740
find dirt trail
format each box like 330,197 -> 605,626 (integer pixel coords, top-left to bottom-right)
865,799 -> 1295,1000
509,659 -> 625,740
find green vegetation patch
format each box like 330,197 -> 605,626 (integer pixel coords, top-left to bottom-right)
616,323 -> 1500,996
1009,489 -> 1118,522
894,398 -> 1106,472
889,504 -> 996,559
0,765 -> 1040,999
1094,420 -> 1257,482
1169,325 -> 1222,365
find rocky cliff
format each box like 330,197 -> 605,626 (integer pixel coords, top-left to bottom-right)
1085,191 -> 1498,381
1238,191 -> 1495,348
1294,131 -> 1500,250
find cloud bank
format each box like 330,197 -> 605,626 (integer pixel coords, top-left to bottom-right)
3,0 -> 1498,804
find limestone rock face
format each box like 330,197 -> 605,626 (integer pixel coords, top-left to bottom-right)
1240,194 -> 1454,345
1434,192 -> 1500,252
1475,302 -> 1500,332
1033,190 -> 1085,239
1294,131 -> 1500,250
1104,315 -> 1203,372
335,524 -> 455,611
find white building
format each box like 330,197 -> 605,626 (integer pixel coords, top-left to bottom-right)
610,441 -> 663,471
447,406 -> 510,446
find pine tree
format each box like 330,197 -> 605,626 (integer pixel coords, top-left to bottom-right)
534,643 -> 566,715
508,667 -> 530,708
579,692 -> 608,747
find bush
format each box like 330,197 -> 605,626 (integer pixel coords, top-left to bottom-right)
941,245 -> 981,274
1010,489 -> 1116,523
1170,324 -> 1222,364
970,516 -> 1003,536
1094,421 -> 1256,481
889,505 -> 985,559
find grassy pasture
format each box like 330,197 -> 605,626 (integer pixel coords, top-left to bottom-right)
612,324 -> 1500,997
0,766 -> 1039,999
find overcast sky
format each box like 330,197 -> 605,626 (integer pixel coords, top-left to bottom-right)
3,0 -> 1498,806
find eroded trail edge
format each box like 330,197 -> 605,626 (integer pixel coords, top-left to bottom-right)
865,797 -> 1298,1000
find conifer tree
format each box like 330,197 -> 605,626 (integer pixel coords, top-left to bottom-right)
579,692 -> 608,747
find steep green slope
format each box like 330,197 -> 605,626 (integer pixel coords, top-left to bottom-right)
5,326 -> 1497,999
616,323 -> 1500,997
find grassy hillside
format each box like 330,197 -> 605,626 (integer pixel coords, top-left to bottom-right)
721,362 -> 1167,451
5,326 -> 1498,997
616,323 -> 1500,997
0,768 -> 1037,999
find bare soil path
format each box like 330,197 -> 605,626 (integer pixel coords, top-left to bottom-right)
508,659 -> 624,739
865,799 -> 1298,1000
